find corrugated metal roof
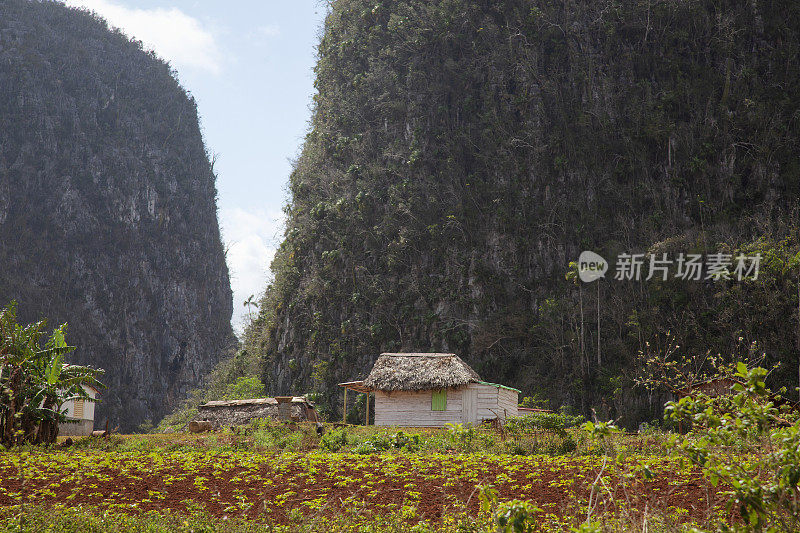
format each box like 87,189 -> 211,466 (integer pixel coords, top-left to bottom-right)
476,381 -> 522,393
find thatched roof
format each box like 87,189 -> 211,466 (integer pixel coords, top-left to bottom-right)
362,353 -> 481,391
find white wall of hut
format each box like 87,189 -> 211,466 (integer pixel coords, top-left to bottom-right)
373,383 -> 518,427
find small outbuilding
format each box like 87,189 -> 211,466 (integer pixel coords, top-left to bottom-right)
194,396 -> 319,430
340,353 -> 519,427
58,384 -> 100,437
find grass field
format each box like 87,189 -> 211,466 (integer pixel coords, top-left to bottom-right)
0,421 -> 734,532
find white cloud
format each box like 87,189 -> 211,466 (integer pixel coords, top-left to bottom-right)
220,207 -> 285,333
64,0 -> 222,74
255,24 -> 281,38
246,23 -> 281,49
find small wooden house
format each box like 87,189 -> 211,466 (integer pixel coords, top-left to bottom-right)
342,353 -> 519,427
58,384 -> 100,437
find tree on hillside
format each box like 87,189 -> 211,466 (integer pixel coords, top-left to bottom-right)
243,295 -> 259,323
0,302 -> 104,446
566,262 -> 586,377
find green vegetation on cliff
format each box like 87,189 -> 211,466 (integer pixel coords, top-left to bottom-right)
0,0 -> 234,430
245,0 -> 800,425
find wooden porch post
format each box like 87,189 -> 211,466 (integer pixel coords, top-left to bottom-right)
342,387 -> 347,424
365,392 -> 369,426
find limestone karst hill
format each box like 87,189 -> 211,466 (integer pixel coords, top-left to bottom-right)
0,0 -> 234,429
246,0 -> 800,425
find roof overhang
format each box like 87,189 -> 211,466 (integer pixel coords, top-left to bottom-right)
338,380 -> 374,393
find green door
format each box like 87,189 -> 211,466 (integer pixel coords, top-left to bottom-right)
432,389 -> 447,411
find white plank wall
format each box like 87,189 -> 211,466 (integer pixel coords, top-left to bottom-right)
474,383 -> 500,421
374,389 -> 464,426
373,384 -> 519,427
497,387 -> 519,418
470,383 -> 519,422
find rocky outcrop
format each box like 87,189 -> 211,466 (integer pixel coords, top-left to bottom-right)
248,0 -> 800,425
0,0 -> 234,430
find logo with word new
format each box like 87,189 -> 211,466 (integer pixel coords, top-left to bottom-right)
574,251 -> 761,282
577,251 -> 608,282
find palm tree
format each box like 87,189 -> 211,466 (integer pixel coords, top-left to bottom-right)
243,294 -> 259,322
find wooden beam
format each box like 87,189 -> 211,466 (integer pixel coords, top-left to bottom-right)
343,387 -> 347,424
365,392 -> 369,426
338,381 -> 372,393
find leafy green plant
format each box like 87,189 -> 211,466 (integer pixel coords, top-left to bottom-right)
247,419 -> 306,451
494,500 -> 544,533
320,427 -> 348,452
479,484 -> 543,532
665,363 -> 800,532
353,431 -> 422,454
505,413 -> 581,456
507,412 -> 584,435
0,302 -> 104,446
389,430 -> 421,451
445,423 -> 478,451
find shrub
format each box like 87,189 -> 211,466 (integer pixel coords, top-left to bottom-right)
389,430 -> 421,451
250,421 -> 305,450
320,427 -> 348,452
480,484 -> 543,532
665,363 -> 800,532
444,423 -> 476,449
353,431 -> 422,454
353,440 -> 383,454
506,412 -> 584,436
505,413 -> 582,456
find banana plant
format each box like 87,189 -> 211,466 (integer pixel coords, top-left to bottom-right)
0,302 -> 104,446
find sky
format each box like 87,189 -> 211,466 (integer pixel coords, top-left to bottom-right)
62,0 -> 328,332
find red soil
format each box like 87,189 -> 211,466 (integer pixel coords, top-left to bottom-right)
0,454 -> 722,526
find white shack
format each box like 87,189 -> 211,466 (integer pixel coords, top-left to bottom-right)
58,384 -> 99,436
340,353 -> 519,427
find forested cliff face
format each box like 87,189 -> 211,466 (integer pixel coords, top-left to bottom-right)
248,0 -> 800,425
0,1 -> 234,430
